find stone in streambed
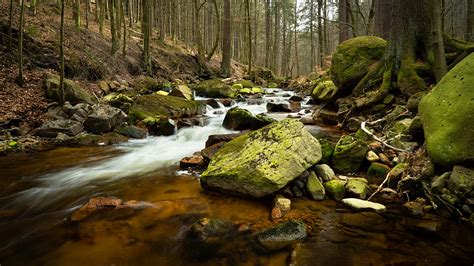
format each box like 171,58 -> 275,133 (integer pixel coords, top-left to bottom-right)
271,196 -> 291,219
255,220 -> 307,252
222,107 -> 275,131
332,134 -> 368,173
185,218 -> 236,258
117,125 -> 147,139
35,119 -> 84,138
83,104 -> 127,134
345,178 -> 370,199
306,172 -> 325,200
323,179 -> 346,201
180,155 -> 206,169
200,119 -> 322,198
367,162 -> 391,184
341,198 -> 387,213
169,84 -> 193,100
314,164 -> 336,182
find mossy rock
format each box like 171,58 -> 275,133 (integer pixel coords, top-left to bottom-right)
232,83 -> 244,91
330,36 -> 387,92
323,180 -> 346,200
192,79 -> 238,98
133,76 -> 160,92
332,134 -> 368,173
419,53 -> 474,167
239,88 -> 252,94
306,172 -> 325,200
311,80 -> 339,102
318,138 -> 335,164
169,84 -> 193,100
251,87 -> 265,94
129,94 -> 204,121
156,90 -> 169,96
103,92 -> 134,112
345,178 -> 369,199
237,80 -> 255,88
367,162 -> 391,184
201,119 -> 322,198
45,73 -> 95,104
267,82 -> 279,88
222,107 -> 253,130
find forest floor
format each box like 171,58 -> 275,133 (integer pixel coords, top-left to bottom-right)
0,2 -> 246,130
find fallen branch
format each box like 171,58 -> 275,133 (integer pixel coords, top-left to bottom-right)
361,119 -> 409,152
367,172 -> 391,200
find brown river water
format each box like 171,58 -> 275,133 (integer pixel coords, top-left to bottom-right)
0,91 -> 473,265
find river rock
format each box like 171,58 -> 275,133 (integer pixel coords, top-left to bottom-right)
419,53 -> 474,166
103,92 -> 134,112
430,172 -> 451,193
332,134 -> 368,173
169,84 -> 193,100
45,73 -> 95,104
314,164 -> 336,182
367,162 -> 391,184
222,107 -> 275,131
201,142 -> 225,162
255,220 -> 307,252
192,79 -> 238,98
185,218 -> 235,257
205,133 -> 245,147
366,151 -> 379,162
200,119 -> 322,198
180,155 -> 206,169
145,117 -> 175,136
402,198 -> 426,217
324,179 -> 346,200
341,198 -> 387,213
117,125 -> 147,139
306,172 -> 325,200
447,165 -> 474,198
83,104 -> 127,134
271,195 -> 291,219
129,94 -> 204,120
266,102 -> 292,112
35,119 -> 84,138
345,178 -> 369,199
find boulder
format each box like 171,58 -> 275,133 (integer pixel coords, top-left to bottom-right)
266,102 -> 292,112
103,92 -> 134,112
117,125 -> 147,139
185,218 -> 235,257
419,53 -> 474,166
313,164 -> 336,182
83,104 -> 127,134
222,107 -> 275,131
330,36 -> 387,91
169,84 -> 193,100
323,179 -> 346,200
447,165 -> 473,198
306,172 -> 325,200
367,162 -> 391,184
35,119 -> 84,138
45,73 -> 95,104
311,80 -> 339,102
345,178 -> 369,199
205,133 -> 244,147
255,220 -> 307,251
201,142 -> 225,162
332,134 -> 368,173
144,117 -> 175,136
129,94 -> 204,120
341,198 -> 386,213
192,79 -> 238,98
200,119 -> 322,198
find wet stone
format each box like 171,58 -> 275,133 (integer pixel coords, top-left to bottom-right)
255,220 -> 307,252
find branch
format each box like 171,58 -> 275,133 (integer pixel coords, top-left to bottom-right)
361,119 -> 410,152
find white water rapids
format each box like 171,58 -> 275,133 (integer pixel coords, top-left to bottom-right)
2,89 -> 309,215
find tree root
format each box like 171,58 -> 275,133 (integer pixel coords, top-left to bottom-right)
354,68 -> 391,109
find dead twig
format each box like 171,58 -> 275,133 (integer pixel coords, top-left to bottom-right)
367,172 -> 391,200
361,119 -> 409,152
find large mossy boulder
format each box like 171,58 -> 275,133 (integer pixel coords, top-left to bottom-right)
200,119 -> 322,198
45,73 -> 95,104
192,79 -> 237,98
330,36 -> 387,91
129,94 -> 204,120
419,53 -> 474,166
331,134 -> 368,173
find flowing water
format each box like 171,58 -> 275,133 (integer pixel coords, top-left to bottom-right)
0,90 -> 473,265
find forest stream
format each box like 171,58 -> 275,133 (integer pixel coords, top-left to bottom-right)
0,90 -> 473,265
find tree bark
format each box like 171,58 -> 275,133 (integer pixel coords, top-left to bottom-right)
245,0 -> 252,73
142,0 -> 151,73
264,0 -> 271,68
467,0 -> 473,41
18,0 -> 25,86
374,0 -> 391,39
60,0 -> 65,104
109,0 -> 119,54
338,0 -> 350,43
73,0 -> 81,29
221,0 -> 231,77
430,0 -> 447,82
8,0 -> 13,51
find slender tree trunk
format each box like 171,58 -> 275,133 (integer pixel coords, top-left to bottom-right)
293,0 -> 299,76
142,0 -> 151,73
430,0 -> 447,82
99,0 -> 104,33
18,0 -> 25,86
206,0 -> 220,61
468,0 -> 473,41
221,0 -> 231,77
264,0 -> 271,68
30,0 -> 37,15
8,0 -> 14,51
310,0 -> 315,70
109,0 -> 119,53
317,0 -> 323,67
121,0 -> 127,56
272,0 -> 280,73
366,0 -> 376,35
59,0 -> 65,105
73,0 -> 81,29
338,0 -> 350,43
245,0 -> 252,73
86,0 -> 90,29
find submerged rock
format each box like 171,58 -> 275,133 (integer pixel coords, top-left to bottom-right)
271,196 -> 292,219
266,102 -> 292,112
180,155 -> 206,169
200,119 -> 322,198
419,53 -> 474,166
255,220 -> 307,252
341,198 -> 386,213
116,125 -> 147,139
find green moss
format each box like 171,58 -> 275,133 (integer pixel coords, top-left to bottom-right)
332,134 -> 368,173
7,141 -> 18,148
45,73 -> 95,104
311,80 -> 339,102
318,138 -> 335,164
236,80 -> 255,88
367,162 -> 391,183
232,83 -> 244,91
251,87 -> 265,94
239,88 -> 251,94
201,119 -> 322,198
419,53 -> 474,166
306,172 -> 325,200
134,76 -> 159,92
192,79 -> 237,98
345,178 -> 369,199
330,36 -> 387,91
267,82 -> 278,88
397,58 -> 427,95
129,94 -> 203,120
323,180 -> 346,200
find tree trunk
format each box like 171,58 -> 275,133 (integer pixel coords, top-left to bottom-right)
142,0 -> 151,73
8,0 -> 13,51
59,0 -> 65,104
18,0 -> 25,86
374,0 -> 391,39
264,0 -> 271,68
121,0 -> 127,56
73,0 -> 81,29
468,0 -> 473,41
206,0 -> 220,61
310,0 -> 315,70
338,0 -> 350,43
109,0 -> 119,53
293,0 -> 299,76
221,0 -> 231,77
317,0 -> 323,67
245,0 -> 252,73
430,0 -> 447,82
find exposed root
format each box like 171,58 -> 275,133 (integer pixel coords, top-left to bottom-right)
361,118 -> 409,152
354,69 -> 391,109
